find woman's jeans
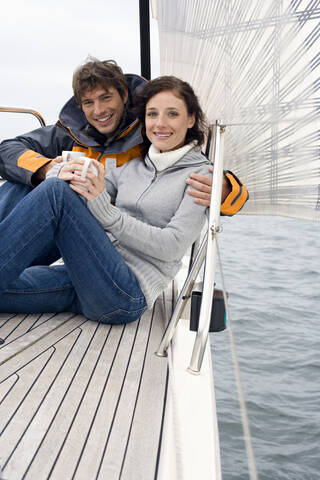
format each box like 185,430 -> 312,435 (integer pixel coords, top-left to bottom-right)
0,179 -> 147,324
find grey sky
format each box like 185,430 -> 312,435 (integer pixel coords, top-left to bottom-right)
1,0 -> 160,137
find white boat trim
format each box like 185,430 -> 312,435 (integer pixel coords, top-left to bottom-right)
158,318 -> 221,480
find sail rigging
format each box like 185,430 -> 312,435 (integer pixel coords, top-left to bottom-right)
153,0 -> 320,221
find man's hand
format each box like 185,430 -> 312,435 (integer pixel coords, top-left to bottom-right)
58,160 -> 79,182
32,156 -> 63,184
186,166 -> 231,207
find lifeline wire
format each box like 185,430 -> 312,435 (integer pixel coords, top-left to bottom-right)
216,237 -> 258,480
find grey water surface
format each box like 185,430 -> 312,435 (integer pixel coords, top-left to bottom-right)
212,215 -> 320,480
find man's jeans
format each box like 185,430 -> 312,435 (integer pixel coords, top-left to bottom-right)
0,179 -> 147,324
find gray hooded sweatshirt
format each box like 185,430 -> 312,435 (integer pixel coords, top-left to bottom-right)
87,146 -> 210,308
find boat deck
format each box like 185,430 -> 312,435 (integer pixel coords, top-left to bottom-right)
0,292 -> 171,480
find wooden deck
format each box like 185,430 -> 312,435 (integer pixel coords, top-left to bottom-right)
0,293 -> 171,480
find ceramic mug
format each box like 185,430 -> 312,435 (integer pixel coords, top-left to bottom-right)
81,157 -> 98,179
61,150 -> 85,162
61,151 -> 98,189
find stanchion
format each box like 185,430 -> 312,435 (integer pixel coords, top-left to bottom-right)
156,122 -> 225,374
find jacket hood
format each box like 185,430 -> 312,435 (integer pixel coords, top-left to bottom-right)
57,74 -> 147,147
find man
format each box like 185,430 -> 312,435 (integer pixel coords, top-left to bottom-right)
0,59 -> 248,215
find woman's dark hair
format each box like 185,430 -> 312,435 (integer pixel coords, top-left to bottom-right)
134,76 -> 208,154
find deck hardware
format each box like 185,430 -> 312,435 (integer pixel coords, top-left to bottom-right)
211,224 -> 223,233
211,223 -> 222,238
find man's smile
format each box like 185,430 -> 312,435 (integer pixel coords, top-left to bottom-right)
96,113 -> 113,123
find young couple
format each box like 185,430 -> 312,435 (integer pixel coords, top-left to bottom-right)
0,59 -> 248,323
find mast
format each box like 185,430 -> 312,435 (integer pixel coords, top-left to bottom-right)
139,0 -> 151,80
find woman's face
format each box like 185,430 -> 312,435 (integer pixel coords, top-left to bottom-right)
145,90 -> 195,152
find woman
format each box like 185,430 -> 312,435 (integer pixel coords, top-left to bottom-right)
0,76 -> 210,324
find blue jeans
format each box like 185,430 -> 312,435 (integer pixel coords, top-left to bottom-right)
0,179 -> 147,324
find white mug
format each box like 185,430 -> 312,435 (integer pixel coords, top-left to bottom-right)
71,157 -> 98,191
62,151 -> 98,185
62,150 -> 85,162
61,151 -> 98,191
81,157 -> 98,179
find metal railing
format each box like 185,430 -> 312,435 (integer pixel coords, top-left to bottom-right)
0,106 -> 46,127
156,121 -> 225,373
0,106 -> 46,184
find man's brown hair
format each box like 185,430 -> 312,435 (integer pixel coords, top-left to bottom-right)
72,58 -> 128,106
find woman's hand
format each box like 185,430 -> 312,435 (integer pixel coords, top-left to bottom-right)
67,159 -> 105,201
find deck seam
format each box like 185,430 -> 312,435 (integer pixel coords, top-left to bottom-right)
2,328 -> 83,473
25,323 -> 104,478
118,307 -> 156,478
96,319 -> 142,479
0,314 -> 81,369
71,323 -> 127,479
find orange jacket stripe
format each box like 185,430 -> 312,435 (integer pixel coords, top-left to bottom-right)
71,144 -> 143,167
59,121 -> 140,147
101,144 -> 143,167
17,150 -> 51,172
71,147 -> 101,160
118,120 -> 140,139
17,144 -> 143,174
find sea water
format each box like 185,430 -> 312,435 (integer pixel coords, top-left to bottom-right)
212,215 -> 320,480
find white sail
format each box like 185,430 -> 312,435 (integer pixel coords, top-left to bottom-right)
153,0 -> 320,221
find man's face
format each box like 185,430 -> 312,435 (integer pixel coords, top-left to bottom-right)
80,86 -> 128,136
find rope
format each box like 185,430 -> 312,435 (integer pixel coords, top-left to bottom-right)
216,237 -> 259,480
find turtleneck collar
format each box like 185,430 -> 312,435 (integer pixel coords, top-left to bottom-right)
148,141 -> 197,172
